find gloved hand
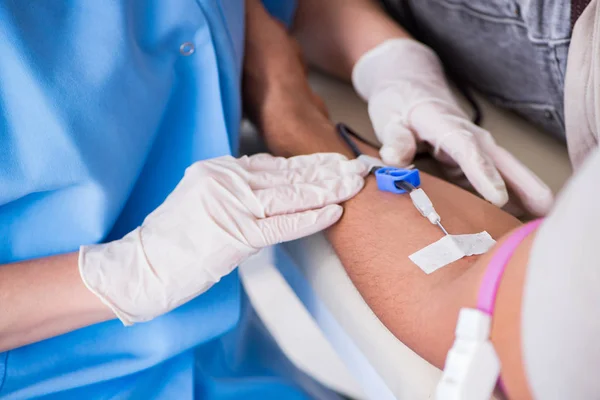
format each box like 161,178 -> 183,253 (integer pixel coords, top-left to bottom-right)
80,153 -> 367,325
352,38 -> 553,216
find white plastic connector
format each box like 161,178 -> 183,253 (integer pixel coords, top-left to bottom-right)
357,154 -> 385,172
455,308 -> 492,341
409,188 -> 441,225
435,308 -> 500,400
427,210 -> 441,225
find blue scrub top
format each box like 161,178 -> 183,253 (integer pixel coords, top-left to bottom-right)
0,1 -> 338,399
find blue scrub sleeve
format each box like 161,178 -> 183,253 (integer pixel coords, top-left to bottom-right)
262,0 -> 297,28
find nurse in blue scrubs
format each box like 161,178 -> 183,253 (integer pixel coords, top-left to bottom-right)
0,1 -> 367,398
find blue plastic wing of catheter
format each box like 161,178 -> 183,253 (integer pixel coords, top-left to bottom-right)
375,167 -> 421,194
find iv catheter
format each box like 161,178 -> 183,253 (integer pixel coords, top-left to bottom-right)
336,123 -> 450,236
372,166 -> 450,235
397,183 -> 449,235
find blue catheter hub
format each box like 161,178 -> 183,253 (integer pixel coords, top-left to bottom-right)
375,167 -> 421,194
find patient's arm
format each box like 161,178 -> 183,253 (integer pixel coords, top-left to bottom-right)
244,3 -> 533,398
249,91 -> 532,397
274,113 -> 532,398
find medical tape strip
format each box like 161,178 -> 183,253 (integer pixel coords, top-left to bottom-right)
409,231 -> 496,274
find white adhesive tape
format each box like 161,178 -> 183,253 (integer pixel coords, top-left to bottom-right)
409,231 -> 496,274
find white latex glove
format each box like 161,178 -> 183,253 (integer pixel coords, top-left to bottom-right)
352,38 -> 554,216
80,153 -> 367,325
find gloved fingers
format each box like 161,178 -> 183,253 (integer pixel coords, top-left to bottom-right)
247,159 -> 367,189
435,155 -> 538,218
440,166 -> 473,190
379,141 -> 417,167
431,147 -> 460,168
239,153 -> 349,171
380,119 -> 417,164
436,130 -> 509,207
487,146 -> 554,217
256,204 -> 343,246
254,175 -> 364,217
370,109 -> 417,166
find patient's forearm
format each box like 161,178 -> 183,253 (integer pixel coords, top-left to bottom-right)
328,168 -> 521,360
263,106 -> 532,397
327,169 -> 522,359
245,7 -> 530,394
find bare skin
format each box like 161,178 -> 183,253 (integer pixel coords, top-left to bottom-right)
0,253 -> 113,352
